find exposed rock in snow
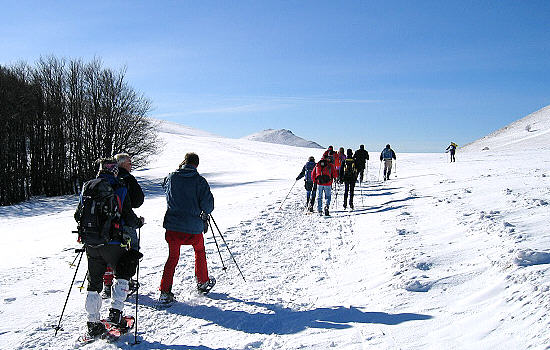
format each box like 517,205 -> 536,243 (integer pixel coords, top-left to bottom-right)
242,129 -> 323,148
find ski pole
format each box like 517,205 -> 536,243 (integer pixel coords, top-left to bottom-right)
132,228 -> 142,346
78,271 -> 88,292
360,178 -> 364,207
378,161 -> 382,182
209,216 -> 227,271
278,179 -> 298,210
69,252 -> 80,267
53,248 -> 85,336
394,160 -> 397,178
209,215 -> 246,282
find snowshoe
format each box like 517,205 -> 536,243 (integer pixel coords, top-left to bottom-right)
197,277 -> 216,295
157,291 -> 176,307
77,322 -> 107,344
101,315 -> 134,341
106,308 -> 124,328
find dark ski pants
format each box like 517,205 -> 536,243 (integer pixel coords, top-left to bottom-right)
160,230 -> 209,293
450,150 -> 456,162
357,165 -> 365,183
305,181 -> 316,207
343,181 -> 356,207
86,244 -> 129,293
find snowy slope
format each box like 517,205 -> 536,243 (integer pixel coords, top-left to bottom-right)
155,119 -> 218,137
242,129 -> 323,149
1,120 -> 550,349
462,104 -> 550,152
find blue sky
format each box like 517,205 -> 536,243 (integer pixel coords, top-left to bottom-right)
1,1 -> 549,152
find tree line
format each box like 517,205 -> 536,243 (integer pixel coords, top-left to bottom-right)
0,56 -> 159,206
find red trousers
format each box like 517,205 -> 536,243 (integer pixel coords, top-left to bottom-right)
160,230 -> 209,292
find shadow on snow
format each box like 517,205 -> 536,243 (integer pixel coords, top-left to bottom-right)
136,293 -> 432,335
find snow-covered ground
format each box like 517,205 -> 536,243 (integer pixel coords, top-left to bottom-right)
1,111 -> 550,349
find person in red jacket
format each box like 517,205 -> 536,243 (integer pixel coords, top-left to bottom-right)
322,146 -> 336,165
311,157 -> 339,216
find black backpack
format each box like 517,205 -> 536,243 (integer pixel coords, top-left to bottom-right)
74,178 -> 121,247
343,159 -> 357,181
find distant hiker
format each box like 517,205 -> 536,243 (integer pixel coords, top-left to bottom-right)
102,153 -> 145,299
75,158 -> 144,339
323,145 -> 337,165
340,149 -> 358,209
335,147 -> 346,182
353,145 -> 369,183
445,142 -> 457,162
159,152 -> 215,304
311,156 -> 338,216
296,156 -> 317,212
380,144 -> 396,181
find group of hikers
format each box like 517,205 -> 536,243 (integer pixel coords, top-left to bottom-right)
74,141 -> 457,341
75,152 -> 215,340
296,144 -> 397,216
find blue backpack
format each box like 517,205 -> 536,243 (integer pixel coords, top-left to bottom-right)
305,161 -> 315,182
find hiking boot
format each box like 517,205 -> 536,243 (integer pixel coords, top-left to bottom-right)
197,277 -> 216,295
350,203 -> 354,210
308,205 -> 314,212
101,285 -> 112,299
86,321 -> 106,338
159,291 -> 175,304
107,308 -> 123,327
324,206 -> 329,216
343,204 -> 347,209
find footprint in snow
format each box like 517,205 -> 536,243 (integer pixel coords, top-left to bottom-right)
4,298 -> 16,304
397,228 -> 417,235
403,280 -> 433,292
415,262 -> 433,271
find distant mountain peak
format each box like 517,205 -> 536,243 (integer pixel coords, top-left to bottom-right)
242,129 -> 323,149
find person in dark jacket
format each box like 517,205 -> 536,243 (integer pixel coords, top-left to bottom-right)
296,156 -> 317,212
159,152 -> 215,303
116,153 -> 144,208
81,158 -> 144,339
380,144 -> 396,181
101,153 -> 145,299
340,149 -> 358,209
445,142 -> 457,162
353,145 -> 369,183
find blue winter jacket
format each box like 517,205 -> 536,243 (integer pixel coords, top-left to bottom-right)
162,165 -> 214,234
296,161 -> 316,182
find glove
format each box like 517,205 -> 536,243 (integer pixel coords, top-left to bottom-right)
201,212 -> 209,233
116,249 -> 143,279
